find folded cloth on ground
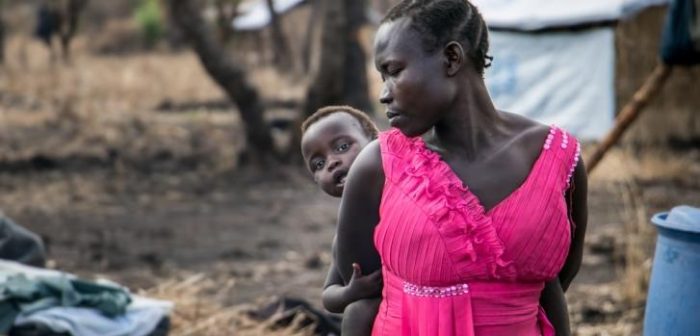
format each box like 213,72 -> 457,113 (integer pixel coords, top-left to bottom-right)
0,260 -> 173,336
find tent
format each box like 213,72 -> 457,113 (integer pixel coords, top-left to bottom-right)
232,0 -> 307,31
474,0 -> 668,140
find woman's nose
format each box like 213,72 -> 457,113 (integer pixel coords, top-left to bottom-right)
379,85 -> 393,105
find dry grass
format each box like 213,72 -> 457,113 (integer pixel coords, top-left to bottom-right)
1,36 -> 247,171
574,145 -> 699,335
143,274 -> 319,336
2,19 -> 697,334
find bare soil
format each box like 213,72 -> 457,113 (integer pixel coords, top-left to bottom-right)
1,35 -> 699,335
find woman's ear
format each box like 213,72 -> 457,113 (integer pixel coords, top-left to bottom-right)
443,41 -> 464,77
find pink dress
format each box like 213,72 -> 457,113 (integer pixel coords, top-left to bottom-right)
372,126 -> 580,336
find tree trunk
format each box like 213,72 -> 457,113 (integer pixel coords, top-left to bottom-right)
265,0 -> 292,71
343,0 -> 372,113
301,0 -> 319,72
59,0 -> 88,62
0,2 -> 5,65
301,0 -> 346,118
289,0 -> 372,159
215,0 -> 238,44
301,0 -> 371,118
169,0 -> 276,162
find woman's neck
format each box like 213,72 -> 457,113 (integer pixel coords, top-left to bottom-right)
428,77 -> 508,161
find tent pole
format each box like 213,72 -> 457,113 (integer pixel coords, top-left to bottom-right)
586,62 -> 673,173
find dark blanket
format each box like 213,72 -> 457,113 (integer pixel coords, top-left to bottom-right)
660,0 -> 700,65
247,296 -> 342,336
0,214 -> 46,267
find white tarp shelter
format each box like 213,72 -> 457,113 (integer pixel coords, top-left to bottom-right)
472,0 -> 669,31
233,0 -> 307,31
474,0 -> 668,140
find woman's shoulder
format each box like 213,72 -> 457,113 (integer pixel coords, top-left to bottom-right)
502,112 -> 581,183
348,139 -> 383,186
378,128 -> 413,154
501,112 -> 551,155
503,111 -> 548,134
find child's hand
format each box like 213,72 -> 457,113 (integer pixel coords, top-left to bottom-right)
346,262 -> 383,300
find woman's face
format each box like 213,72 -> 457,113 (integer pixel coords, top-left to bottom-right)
374,18 -> 455,137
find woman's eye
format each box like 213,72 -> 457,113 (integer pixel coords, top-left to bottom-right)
388,67 -> 402,76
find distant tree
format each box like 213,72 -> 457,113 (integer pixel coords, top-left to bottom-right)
134,0 -> 164,48
301,0 -> 319,72
301,0 -> 345,119
301,0 -> 371,118
264,0 -> 292,71
343,0 -> 372,113
34,0 -> 88,62
0,0 -> 5,65
290,0 -> 372,157
214,0 -> 239,44
169,0 -> 277,163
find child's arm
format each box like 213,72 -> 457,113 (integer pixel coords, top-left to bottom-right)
322,262 -> 382,314
322,262 -> 348,313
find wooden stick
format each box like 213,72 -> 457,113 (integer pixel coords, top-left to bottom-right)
586,62 -> 673,173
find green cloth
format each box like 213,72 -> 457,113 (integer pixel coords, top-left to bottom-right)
0,274 -> 132,333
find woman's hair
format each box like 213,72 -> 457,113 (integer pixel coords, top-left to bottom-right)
301,105 -> 379,140
383,0 -> 492,75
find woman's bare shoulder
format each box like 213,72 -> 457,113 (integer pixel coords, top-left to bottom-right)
500,111 -> 551,150
349,139 -> 383,181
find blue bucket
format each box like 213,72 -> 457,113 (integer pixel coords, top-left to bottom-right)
644,205 -> 700,336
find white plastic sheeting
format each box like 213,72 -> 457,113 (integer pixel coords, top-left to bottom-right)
472,0 -> 668,30
485,28 -> 616,140
233,0 -> 306,31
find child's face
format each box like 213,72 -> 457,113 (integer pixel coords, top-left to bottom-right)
301,112 -> 372,198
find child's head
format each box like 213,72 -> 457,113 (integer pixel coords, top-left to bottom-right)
301,106 -> 379,198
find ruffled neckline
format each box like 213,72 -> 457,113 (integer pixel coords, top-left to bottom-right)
381,129 -> 519,279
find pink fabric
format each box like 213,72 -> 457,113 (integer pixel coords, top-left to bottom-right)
372,126 -> 580,336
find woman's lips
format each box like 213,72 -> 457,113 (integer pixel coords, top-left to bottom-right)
386,110 -> 404,127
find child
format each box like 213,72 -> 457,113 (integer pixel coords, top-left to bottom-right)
300,105 -> 382,336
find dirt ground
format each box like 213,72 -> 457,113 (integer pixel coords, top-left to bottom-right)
1,36 -> 699,335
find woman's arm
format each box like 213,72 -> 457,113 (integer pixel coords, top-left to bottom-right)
559,159 -> 588,291
540,158 -> 587,335
335,140 -> 384,283
540,278 -> 571,336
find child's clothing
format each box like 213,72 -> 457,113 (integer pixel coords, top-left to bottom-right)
372,126 -> 580,335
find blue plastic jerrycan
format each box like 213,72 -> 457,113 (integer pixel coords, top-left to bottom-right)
644,205 -> 700,336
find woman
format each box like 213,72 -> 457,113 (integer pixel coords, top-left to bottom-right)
334,0 -> 588,335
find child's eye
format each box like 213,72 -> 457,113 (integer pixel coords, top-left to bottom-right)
337,143 -> 350,152
311,158 -> 325,171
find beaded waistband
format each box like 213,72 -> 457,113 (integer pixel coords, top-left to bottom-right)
403,281 -> 470,298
